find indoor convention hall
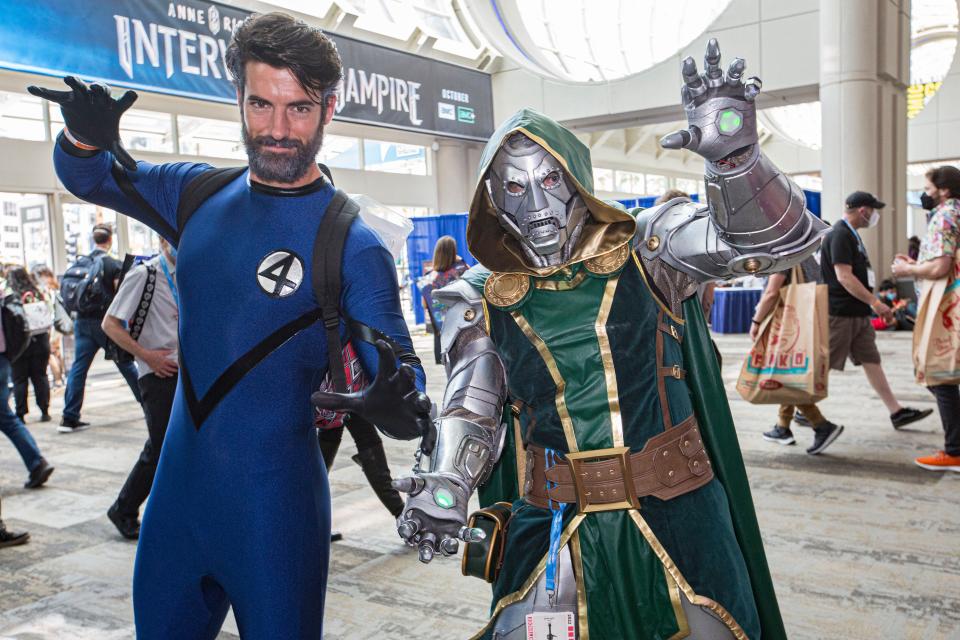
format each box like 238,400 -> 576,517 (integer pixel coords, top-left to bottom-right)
0,1 -> 958,639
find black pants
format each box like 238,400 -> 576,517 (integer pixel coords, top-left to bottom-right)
114,373 -> 178,517
318,415 -> 405,518
928,384 -> 960,456
12,333 -> 51,417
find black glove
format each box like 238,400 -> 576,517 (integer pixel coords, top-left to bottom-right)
28,76 -> 138,171
311,340 -> 435,446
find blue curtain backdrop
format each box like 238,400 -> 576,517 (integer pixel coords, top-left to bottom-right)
406,190 -> 821,322
407,214 -> 477,323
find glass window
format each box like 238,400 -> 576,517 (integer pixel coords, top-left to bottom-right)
61,203 -> 118,260
614,170 -> 644,195
127,217 -> 160,256
54,107 -> 173,153
593,168 -> 615,192
177,115 -> 245,159
318,135 -> 362,170
645,174 -> 668,196
120,109 -> 174,153
0,91 -> 46,142
364,140 -> 428,175
674,178 -> 701,196
513,0 -> 733,82
0,192 -> 52,268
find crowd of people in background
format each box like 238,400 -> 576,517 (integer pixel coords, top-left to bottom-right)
5,168 -> 960,550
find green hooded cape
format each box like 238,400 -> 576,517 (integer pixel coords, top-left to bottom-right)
471,108 -> 786,639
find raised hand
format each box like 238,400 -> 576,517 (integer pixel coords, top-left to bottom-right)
660,38 -> 761,163
311,340 -> 433,444
392,473 -> 485,563
28,76 -> 139,171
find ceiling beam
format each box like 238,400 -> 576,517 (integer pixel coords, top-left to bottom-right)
624,127 -> 654,156
589,129 -> 615,150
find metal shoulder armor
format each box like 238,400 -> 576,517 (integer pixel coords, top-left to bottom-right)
638,146 -> 829,282
427,278 -> 508,491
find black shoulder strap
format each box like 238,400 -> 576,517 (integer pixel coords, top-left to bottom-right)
312,189 -> 359,392
176,167 -> 246,239
128,266 -> 157,342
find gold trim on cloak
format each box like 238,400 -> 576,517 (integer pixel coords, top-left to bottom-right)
510,311 -> 580,453
632,250 -> 686,326
627,510 -> 748,640
594,275 -> 624,447
467,514 -> 587,640
571,529 -> 590,640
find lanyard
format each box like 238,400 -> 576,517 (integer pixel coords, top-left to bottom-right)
159,255 -> 179,309
544,447 -> 567,607
841,219 -> 867,256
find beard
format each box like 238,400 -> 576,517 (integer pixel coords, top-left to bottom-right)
242,119 -> 325,184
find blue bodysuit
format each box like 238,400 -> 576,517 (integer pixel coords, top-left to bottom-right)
54,137 -> 424,639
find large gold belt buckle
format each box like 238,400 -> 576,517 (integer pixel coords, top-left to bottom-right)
564,446 -> 639,515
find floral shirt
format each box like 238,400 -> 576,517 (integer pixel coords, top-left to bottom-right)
919,198 -> 960,262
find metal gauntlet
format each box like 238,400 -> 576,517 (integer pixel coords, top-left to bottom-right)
426,417 -> 500,490
427,278 -> 509,489
640,146 -> 828,282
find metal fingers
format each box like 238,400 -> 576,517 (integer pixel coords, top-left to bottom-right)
659,126 -> 700,152
681,56 -> 706,103
744,76 -> 763,102
726,58 -> 746,86
704,38 -> 723,85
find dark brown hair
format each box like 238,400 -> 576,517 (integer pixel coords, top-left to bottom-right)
6,266 -> 41,299
925,165 -> 960,198
92,224 -> 112,245
432,236 -> 458,273
226,13 -> 342,107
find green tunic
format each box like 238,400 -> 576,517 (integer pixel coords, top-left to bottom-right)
462,108 -> 786,640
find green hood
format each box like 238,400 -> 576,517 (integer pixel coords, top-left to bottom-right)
467,108 -> 636,277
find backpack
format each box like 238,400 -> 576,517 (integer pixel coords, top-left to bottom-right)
1,294 -> 31,362
173,166 -> 419,389
60,252 -> 112,315
114,165 -> 420,428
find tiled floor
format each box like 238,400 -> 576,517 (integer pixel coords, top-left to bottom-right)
1,331 -> 958,639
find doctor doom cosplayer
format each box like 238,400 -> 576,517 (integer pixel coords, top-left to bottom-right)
316,39 -> 824,640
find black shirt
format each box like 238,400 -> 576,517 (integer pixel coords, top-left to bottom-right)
820,220 -> 872,317
78,248 -> 122,319
782,255 -> 823,286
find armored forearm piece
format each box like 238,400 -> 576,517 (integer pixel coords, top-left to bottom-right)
639,145 -> 828,281
426,416 -> 503,491
426,278 -> 509,489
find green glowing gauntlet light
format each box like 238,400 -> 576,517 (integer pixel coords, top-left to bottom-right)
717,109 -> 743,134
434,487 -> 455,509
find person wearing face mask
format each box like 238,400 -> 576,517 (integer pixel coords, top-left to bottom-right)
819,191 -> 933,429
892,165 -> 960,471
101,238 -> 180,540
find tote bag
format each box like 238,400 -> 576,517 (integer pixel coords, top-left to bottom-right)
736,266 -> 830,404
913,252 -> 960,385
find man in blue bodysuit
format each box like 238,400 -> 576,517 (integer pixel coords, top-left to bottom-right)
30,13 -> 428,639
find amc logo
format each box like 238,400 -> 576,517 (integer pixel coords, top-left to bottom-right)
760,380 -> 783,390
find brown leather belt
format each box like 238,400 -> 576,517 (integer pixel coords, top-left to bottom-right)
525,417 -> 714,513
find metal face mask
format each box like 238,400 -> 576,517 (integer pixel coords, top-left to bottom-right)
486,133 -> 588,267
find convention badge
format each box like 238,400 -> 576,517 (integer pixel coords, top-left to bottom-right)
867,268 -> 876,289
525,611 -> 575,640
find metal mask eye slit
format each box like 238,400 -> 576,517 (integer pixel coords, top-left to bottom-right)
505,181 -> 526,196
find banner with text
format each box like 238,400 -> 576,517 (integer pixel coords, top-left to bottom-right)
0,0 -> 494,140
